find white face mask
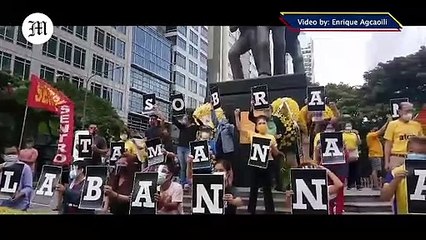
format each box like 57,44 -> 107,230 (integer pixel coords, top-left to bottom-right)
345,126 -> 352,130
157,165 -> 169,185
3,154 -> 18,163
69,169 -> 77,180
120,134 -> 128,141
401,113 -> 413,121
200,132 -> 210,140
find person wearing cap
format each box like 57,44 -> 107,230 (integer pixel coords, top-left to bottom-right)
145,105 -> 166,141
384,102 -> 423,171
55,161 -> 95,214
0,146 -> 33,211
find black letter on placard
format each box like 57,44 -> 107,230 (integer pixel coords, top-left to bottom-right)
171,93 -> 186,116
78,135 -> 93,158
33,165 -> 62,206
79,166 -> 108,210
307,86 -> 325,111
251,85 -> 269,110
192,174 -> 225,215
130,172 -> 158,214
320,132 -> 345,165
190,140 -> 210,170
210,86 -> 221,110
143,93 -> 156,112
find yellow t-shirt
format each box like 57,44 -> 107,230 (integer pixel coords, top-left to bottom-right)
385,165 -> 408,214
342,132 -> 359,151
366,131 -> 383,158
384,120 -> 424,155
313,133 -> 321,161
248,131 -> 277,160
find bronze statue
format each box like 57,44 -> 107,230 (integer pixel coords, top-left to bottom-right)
256,26 -> 286,76
228,26 -> 259,80
285,29 -> 305,74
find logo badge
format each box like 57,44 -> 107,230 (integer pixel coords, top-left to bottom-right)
22,12 -> 54,45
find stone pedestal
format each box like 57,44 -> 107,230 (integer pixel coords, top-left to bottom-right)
210,73 -> 307,187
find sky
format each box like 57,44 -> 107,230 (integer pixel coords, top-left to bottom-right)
306,27 -> 426,86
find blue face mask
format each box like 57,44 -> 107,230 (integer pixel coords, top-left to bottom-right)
407,153 -> 426,161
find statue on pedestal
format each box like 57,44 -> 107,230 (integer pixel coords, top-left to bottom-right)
228,26 -> 259,80
285,29 -> 305,74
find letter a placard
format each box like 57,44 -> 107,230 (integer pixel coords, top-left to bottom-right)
320,132 -> 345,165
248,137 -> 271,169
33,165 -> 62,206
79,166 -> 108,210
130,172 -> 158,214
307,86 -> 325,112
190,140 -> 211,170
406,156 -> 426,213
192,174 -> 225,215
251,85 -> 269,110
171,93 -> 186,117
291,168 -> 328,215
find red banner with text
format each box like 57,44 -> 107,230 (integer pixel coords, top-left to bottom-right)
27,75 -> 74,166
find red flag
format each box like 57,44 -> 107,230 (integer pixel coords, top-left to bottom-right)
26,74 -> 74,166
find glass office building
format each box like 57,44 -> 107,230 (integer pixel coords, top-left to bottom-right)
127,26 -> 172,133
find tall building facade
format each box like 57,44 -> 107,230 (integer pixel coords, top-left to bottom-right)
207,26 -> 257,83
164,26 -> 208,109
0,26 -> 131,120
127,26 -> 172,133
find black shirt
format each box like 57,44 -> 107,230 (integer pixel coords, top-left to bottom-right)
87,135 -> 107,165
172,117 -> 202,148
145,126 -> 162,141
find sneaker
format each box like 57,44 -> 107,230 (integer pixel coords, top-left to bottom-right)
357,186 -> 362,191
184,183 -> 191,191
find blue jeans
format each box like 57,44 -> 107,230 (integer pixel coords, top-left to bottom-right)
177,146 -> 190,185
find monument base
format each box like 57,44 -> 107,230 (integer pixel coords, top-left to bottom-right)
210,73 -> 307,187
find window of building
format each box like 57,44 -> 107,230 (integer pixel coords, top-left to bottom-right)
106,33 -> 116,54
94,27 -> 105,49
42,36 -> 58,59
165,26 -> 177,33
40,65 -> 55,82
177,36 -> 186,51
188,60 -> 198,76
114,65 -> 124,84
174,71 -> 185,88
200,67 -> 207,81
130,68 -> 170,100
200,39 -> 208,53
73,46 -> 86,69
104,59 -> 114,80
71,76 -> 84,89
102,86 -> 112,102
75,26 -> 87,40
91,82 -> 102,97
187,96 -> 198,109
61,26 -> 74,34
200,53 -> 207,66
0,51 -> 12,72
178,26 -> 187,36
0,26 -> 15,43
189,45 -> 198,59
116,38 -> 125,59
16,27 -> 32,49
189,78 -> 197,94
115,26 -> 126,34
92,54 -> 104,76
201,26 -> 208,39
189,30 -> 198,45
199,84 -> 206,98
13,57 -> 30,80
112,90 -> 123,111
192,26 -> 199,32
175,52 -> 186,69
56,71 -> 70,83
58,40 -> 72,64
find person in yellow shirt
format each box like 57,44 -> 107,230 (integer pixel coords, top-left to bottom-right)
343,122 -> 361,190
380,136 -> 426,214
366,116 -> 392,189
384,102 -> 424,171
118,128 -> 139,167
234,108 -> 282,215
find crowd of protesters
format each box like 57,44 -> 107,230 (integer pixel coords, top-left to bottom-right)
0,98 -> 424,215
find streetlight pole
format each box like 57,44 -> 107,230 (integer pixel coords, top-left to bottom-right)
56,66 -> 124,129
